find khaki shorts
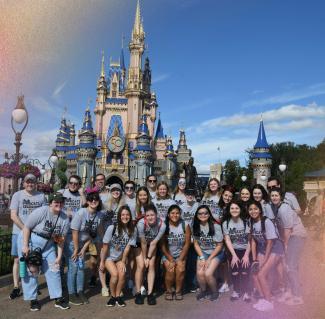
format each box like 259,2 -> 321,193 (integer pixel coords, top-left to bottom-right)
88,243 -> 97,256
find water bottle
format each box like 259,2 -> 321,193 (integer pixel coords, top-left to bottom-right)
19,257 -> 26,278
78,256 -> 84,270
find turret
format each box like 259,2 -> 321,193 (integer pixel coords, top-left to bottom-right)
164,136 -> 177,188
154,113 -> 167,160
142,57 -> 151,93
176,129 -> 192,169
252,117 -> 272,188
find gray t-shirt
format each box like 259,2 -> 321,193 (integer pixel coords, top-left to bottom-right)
251,218 -> 278,249
180,202 -> 199,227
152,198 -> 176,220
194,223 -> 223,255
173,193 -> 187,207
149,190 -> 156,200
58,189 -> 82,217
166,221 -> 187,258
264,203 -> 307,238
201,194 -> 220,219
10,190 -> 47,234
222,219 -> 250,250
125,196 -> 136,220
284,192 -> 301,212
137,217 -> 166,243
102,202 -> 119,230
103,225 -> 136,261
70,207 -> 104,243
25,206 -> 69,238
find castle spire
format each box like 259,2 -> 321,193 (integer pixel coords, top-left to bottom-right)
131,0 -> 145,41
254,117 -> 269,149
120,37 -> 125,70
101,50 -> 105,77
155,112 -> 164,139
138,114 -> 149,136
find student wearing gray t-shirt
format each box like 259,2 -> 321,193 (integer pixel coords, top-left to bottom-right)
19,192 -> 70,311
222,201 -> 251,302
99,205 -> 136,307
124,181 -> 136,220
9,174 -> 46,300
66,190 -> 104,306
152,182 -> 176,221
268,188 -> 306,305
192,204 -> 224,302
248,201 -> 284,312
161,205 -> 191,300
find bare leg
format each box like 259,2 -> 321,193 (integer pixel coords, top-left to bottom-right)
175,262 -> 186,293
13,257 -> 19,288
116,261 -> 126,297
163,261 -> 175,293
105,260 -> 118,297
204,259 -> 219,293
196,263 -> 207,292
134,248 -> 144,293
147,256 -> 156,295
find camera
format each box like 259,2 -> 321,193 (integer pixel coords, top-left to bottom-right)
25,248 -> 43,267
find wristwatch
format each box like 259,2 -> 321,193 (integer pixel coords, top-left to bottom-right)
199,255 -> 205,261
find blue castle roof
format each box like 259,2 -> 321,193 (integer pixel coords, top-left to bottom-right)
120,47 -> 125,70
107,115 -> 125,138
81,108 -> 93,131
254,119 -> 269,149
155,114 -> 164,139
138,115 -> 149,136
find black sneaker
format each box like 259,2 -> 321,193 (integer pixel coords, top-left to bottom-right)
116,297 -> 126,307
210,292 -> 219,301
54,297 -> 70,310
30,300 -> 41,311
147,293 -> 156,305
106,297 -> 116,307
196,291 -> 207,301
69,293 -> 83,306
88,275 -> 97,288
9,287 -> 21,300
37,288 -> 42,295
135,293 -> 144,305
78,291 -> 89,304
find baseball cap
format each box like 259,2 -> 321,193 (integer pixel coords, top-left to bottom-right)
24,174 -> 36,183
110,183 -> 122,191
185,188 -> 196,196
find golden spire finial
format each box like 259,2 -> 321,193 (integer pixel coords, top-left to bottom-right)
101,50 -> 105,77
86,98 -> 92,111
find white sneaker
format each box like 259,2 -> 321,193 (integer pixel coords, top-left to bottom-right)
101,287 -> 109,297
253,299 -> 264,309
218,283 -> 230,293
242,292 -> 251,302
230,291 -> 240,301
255,299 -> 274,312
140,285 -> 147,296
285,297 -> 304,306
277,290 -> 292,303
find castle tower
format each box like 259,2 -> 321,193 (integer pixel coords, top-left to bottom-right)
55,117 -> 71,159
77,107 -> 97,187
176,129 -> 192,165
252,117 -> 272,189
154,113 -> 166,160
164,136 -> 177,188
94,51 -> 108,141
125,0 -> 146,144
133,114 -> 152,187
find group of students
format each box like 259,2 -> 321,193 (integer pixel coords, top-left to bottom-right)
9,172 -> 307,312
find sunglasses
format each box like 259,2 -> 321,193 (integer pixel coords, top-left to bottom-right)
198,211 -> 209,216
88,197 -> 99,202
148,180 -> 157,183
125,186 -> 134,190
69,181 -> 79,186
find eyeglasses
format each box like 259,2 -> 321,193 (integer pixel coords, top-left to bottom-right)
69,181 -> 79,186
178,183 -> 186,186
198,211 -> 209,216
125,186 -> 134,190
148,180 -> 157,183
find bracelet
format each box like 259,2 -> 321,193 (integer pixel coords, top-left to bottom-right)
199,255 -> 205,261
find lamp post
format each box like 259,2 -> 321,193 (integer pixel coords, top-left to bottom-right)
49,149 -> 59,187
27,159 -> 47,182
241,175 -> 247,183
279,162 -> 287,191
11,96 -> 29,193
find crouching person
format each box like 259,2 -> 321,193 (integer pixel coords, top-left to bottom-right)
100,205 -> 136,307
18,193 -> 70,311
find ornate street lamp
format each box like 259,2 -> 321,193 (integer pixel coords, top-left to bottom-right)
49,149 -> 59,186
241,175 -> 247,182
11,96 -> 29,193
279,161 -> 287,190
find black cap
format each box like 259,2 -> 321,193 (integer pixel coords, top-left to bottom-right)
48,192 -> 65,203
185,188 -> 196,196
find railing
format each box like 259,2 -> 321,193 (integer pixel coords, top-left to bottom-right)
0,234 -> 13,276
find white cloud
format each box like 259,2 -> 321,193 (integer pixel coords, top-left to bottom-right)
52,81 -> 67,101
152,73 -> 170,84
30,97 -> 57,115
244,82 -> 325,107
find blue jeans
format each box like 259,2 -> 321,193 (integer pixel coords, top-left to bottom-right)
17,232 -> 62,301
286,236 -> 305,297
65,240 -> 84,294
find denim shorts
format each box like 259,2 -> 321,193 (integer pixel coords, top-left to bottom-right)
11,234 -> 19,256
198,249 -> 225,263
257,239 -> 284,256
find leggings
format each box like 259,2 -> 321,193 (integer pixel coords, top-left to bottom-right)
228,249 -> 249,294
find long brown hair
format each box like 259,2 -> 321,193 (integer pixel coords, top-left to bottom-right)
135,186 -> 151,219
203,178 -> 221,199
156,181 -> 171,200
117,205 -> 135,237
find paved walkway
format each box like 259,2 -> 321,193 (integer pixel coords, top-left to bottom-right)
0,232 -> 324,319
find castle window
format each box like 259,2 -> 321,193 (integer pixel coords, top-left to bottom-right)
112,82 -> 117,97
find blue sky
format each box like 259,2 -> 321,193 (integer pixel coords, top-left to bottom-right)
0,0 -> 325,172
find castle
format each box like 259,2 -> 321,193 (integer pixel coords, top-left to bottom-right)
54,1 -> 192,188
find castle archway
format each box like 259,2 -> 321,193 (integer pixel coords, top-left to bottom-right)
106,174 -> 124,188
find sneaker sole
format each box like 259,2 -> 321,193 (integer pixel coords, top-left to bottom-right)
69,301 -> 83,306
54,304 -> 70,310
106,304 -> 115,307
117,303 -> 126,307
30,308 -> 40,312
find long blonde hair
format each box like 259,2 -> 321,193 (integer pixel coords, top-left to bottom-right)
203,178 -> 221,199
103,191 -> 126,212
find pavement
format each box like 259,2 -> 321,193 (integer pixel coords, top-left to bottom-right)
0,231 -> 325,319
